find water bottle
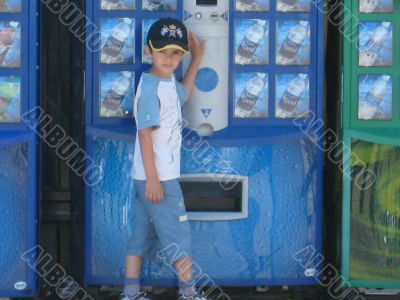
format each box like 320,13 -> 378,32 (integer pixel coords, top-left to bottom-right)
102,72 -> 132,113
276,74 -> 308,118
235,73 -> 266,117
0,0 -> 8,10
101,18 -> 132,64
359,75 -> 390,120
359,0 -> 379,12
277,0 -> 298,11
236,0 -> 257,11
277,20 -> 309,64
143,0 -> 165,11
0,22 -> 18,65
4,86 -> 20,122
235,20 -> 267,65
101,0 -> 123,10
359,22 -> 391,67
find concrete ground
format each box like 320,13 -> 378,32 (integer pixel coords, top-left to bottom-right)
27,285 -> 400,300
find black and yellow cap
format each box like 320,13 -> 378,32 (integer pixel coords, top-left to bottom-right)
147,17 -> 189,54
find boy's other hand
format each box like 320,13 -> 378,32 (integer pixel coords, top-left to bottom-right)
145,177 -> 164,203
188,31 -> 206,62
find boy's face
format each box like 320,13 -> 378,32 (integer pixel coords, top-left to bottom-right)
146,46 -> 185,77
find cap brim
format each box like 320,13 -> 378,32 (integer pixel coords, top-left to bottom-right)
149,40 -> 189,54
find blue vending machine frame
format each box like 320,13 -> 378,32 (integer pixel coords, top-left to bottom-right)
85,0 -> 324,287
0,0 -> 38,297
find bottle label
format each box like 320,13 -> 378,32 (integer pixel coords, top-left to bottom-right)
279,38 -> 301,59
0,44 -> 10,63
279,91 -> 300,112
240,0 -> 256,5
281,0 -> 297,5
365,93 -> 382,106
238,89 -> 259,111
237,37 -> 259,60
103,36 -> 124,58
103,90 -> 124,111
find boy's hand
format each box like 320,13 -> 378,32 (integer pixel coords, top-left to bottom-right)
145,177 -> 164,203
188,31 -> 206,62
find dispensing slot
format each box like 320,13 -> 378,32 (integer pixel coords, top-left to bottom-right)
179,174 -> 248,221
197,0 -> 218,5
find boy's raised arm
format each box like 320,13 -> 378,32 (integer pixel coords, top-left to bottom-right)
182,31 -> 206,100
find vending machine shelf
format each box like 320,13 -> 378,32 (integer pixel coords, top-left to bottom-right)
0,130 -> 34,146
87,124 -> 317,146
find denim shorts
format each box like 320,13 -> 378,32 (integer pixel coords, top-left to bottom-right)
127,179 -> 192,261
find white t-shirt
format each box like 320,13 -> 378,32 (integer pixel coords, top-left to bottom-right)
132,72 -> 187,181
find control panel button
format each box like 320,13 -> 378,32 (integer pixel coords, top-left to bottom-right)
210,12 -> 219,22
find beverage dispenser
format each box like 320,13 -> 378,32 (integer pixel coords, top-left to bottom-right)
0,0 -> 38,297
84,0 -> 325,290
341,0 -> 400,291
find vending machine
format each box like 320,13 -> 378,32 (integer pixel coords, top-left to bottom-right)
342,0 -> 400,289
84,0 -> 324,287
0,0 -> 38,297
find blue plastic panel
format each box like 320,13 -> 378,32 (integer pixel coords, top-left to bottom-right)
85,135 -> 321,285
0,140 -> 36,297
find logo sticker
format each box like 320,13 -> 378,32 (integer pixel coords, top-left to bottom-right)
14,281 -> 27,290
161,24 -> 183,38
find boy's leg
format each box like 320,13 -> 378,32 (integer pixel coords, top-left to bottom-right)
124,180 -> 157,298
123,256 -> 142,297
143,179 -> 196,297
175,257 -> 197,297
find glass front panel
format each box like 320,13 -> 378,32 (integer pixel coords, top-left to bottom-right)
235,0 -> 269,12
100,71 -> 134,118
0,21 -> 21,68
276,20 -> 310,65
359,0 -> 393,13
100,18 -> 135,65
0,75 -> 20,123
142,0 -> 177,12
358,74 -> 392,120
0,0 -> 22,12
276,0 -> 312,13
100,0 -> 135,10
234,19 -> 269,65
275,73 -> 310,118
359,22 -> 393,67
234,72 -> 268,118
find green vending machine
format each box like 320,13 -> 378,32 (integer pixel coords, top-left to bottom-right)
342,0 -> 400,289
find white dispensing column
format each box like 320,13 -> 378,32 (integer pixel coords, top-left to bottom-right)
182,0 -> 229,136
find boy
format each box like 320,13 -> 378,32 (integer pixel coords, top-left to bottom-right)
121,18 -> 207,300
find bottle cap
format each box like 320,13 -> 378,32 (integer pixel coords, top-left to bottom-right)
381,75 -> 390,81
121,71 -> 133,78
122,18 -> 133,25
256,72 -> 267,79
298,73 -> 308,80
299,20 -> 309,27
381,22 -> 391,28
256,19 -> 267,26
9,21 -> 19,28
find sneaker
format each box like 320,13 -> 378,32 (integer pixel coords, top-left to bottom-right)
119,290 -> 152,300
178,290 -> 209,300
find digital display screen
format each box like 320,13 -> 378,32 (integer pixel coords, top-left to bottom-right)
196,0 -> 217,5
